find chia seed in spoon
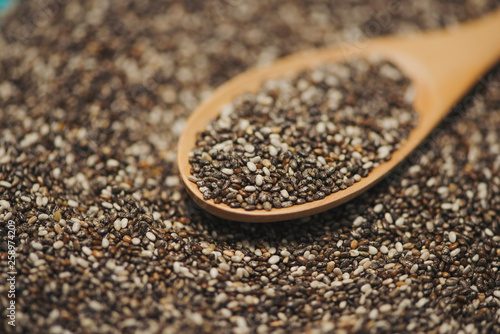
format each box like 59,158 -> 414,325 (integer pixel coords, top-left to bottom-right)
189,58 -> 418,210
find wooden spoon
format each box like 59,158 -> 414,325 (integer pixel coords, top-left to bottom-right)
178,10 -> 500,223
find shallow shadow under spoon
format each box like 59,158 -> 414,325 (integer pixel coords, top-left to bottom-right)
178,10 -> 500,223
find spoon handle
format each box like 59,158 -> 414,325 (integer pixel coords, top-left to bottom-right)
370,9 -> 500,124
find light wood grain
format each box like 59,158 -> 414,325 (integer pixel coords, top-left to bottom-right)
177,10 -> 500,223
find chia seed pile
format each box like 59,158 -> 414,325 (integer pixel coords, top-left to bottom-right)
1,1 -> 500,333
189,59 -> 417,210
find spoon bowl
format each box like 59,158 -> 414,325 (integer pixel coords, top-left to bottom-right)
178,10 -> 500,222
